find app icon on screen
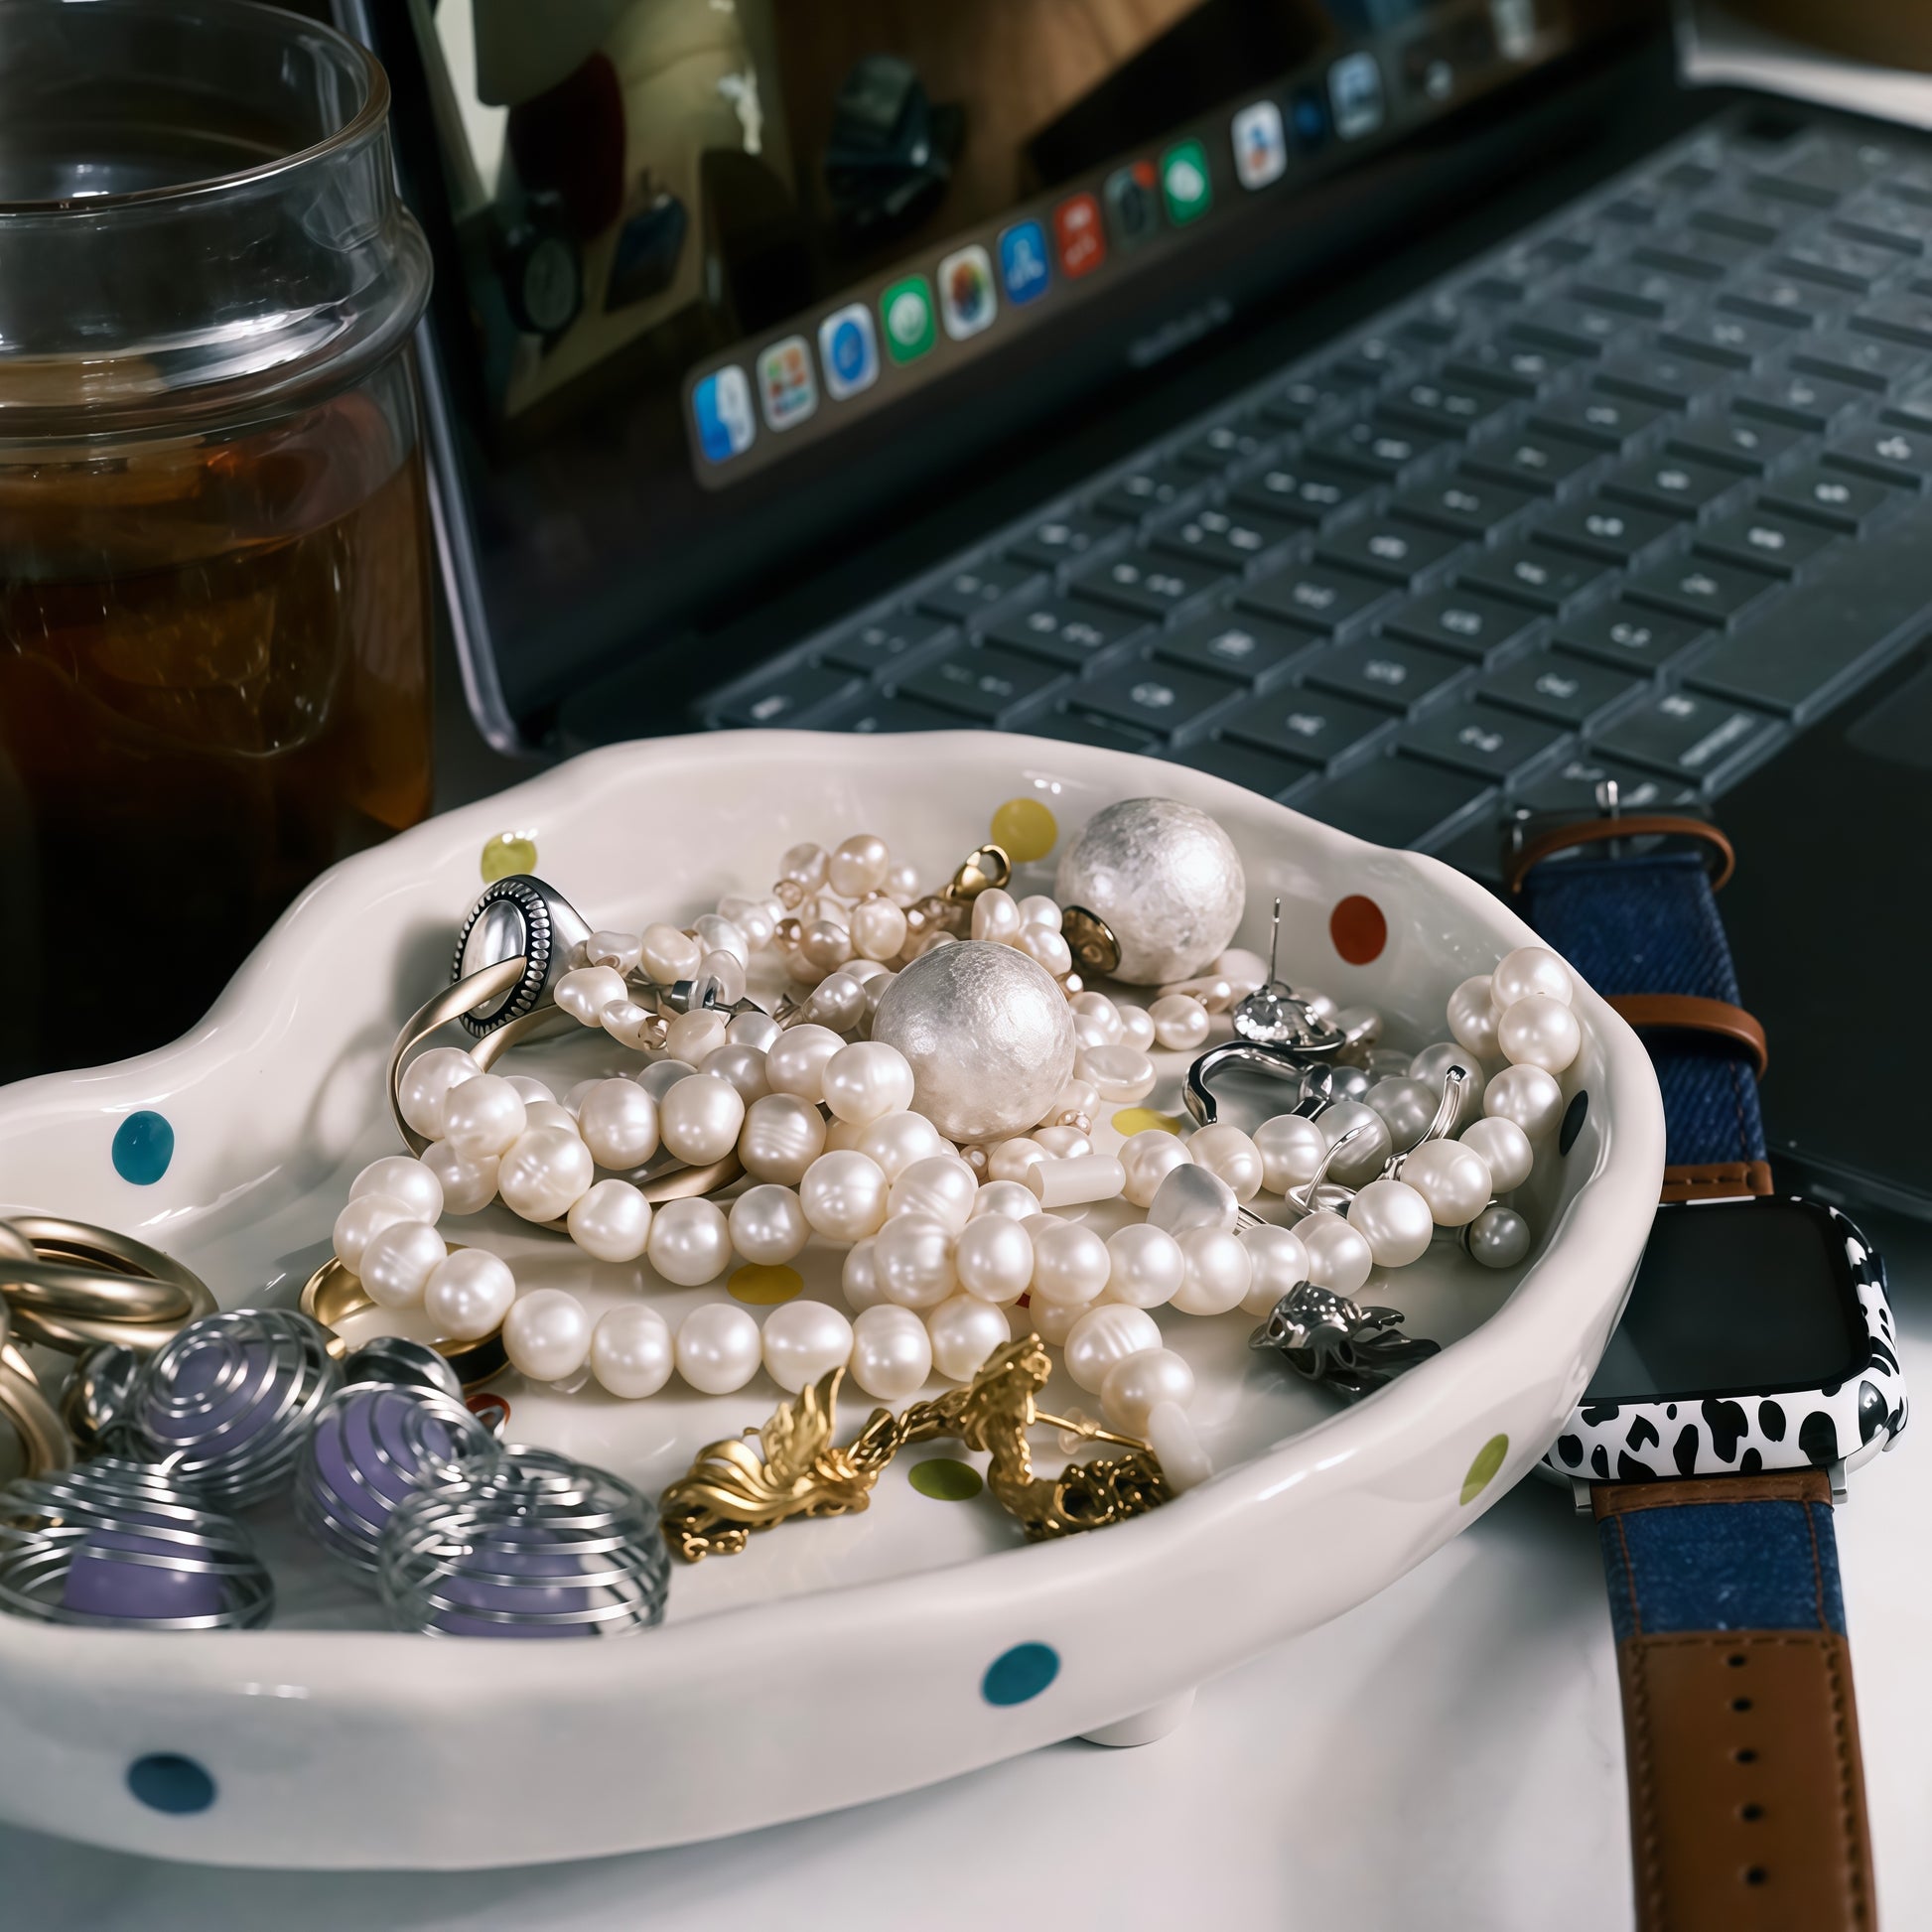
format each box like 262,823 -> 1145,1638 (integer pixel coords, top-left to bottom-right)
1231,100 -> 1287,190
999,219 -> 1051,305
938,244 -> 998,341
1104,160 -> 1160,250
1291,85 -> 1331,152
692,365 -> 755,462
1053,193 -> 1107,278
881,275 -> 936,363
1329,51 -> 1386,140
818,303 -> 879,400
1161,139 -> 1212,224
758,336 -> 817,430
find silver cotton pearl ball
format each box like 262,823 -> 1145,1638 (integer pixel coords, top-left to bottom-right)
1054,798 -> 1245,985
1466,1204 -> 1532,1269
870,941 -> 1076,1143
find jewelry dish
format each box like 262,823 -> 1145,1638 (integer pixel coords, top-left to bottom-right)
0,731 -> 1664,1868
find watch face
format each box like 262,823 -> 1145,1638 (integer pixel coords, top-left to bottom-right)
1587,1196 -> 1868,1403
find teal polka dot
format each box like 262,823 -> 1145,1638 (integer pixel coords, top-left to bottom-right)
112,1112 -> 174,1185
982,1642 -> 1059,1707
127,1753 -> 214,1813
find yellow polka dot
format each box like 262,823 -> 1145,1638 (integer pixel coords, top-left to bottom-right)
991,797 -> 1057,864
729,1264 -> 803,1306
1459,1433 -> 1509,1506
1113,1107 -> 1181,1137
481,832 -> 537,883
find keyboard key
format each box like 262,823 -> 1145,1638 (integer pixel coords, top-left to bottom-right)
1592,349 -> 1732,409
1554,603 -> 1708,673
1571,275 -> 1675,322
1734,368 -> 1868,430
1461,430 -> 1599,494
1852,296 -> 1932,354
1758,461 -> 1899,533
1072,662 -> 1235,739
1309,417 -> 1445,480
1382,586 -> 1542,661
1665,411 -> 1808,475
1480,648 -> 1644,729
1832,197 -> 1927,257
1317,516 -> 1464,586
1622,555 -> 1780,625
1755,142 -> 1885,207
916,559 -> 1045,622
1683,502 -> 1932,721
1601,453 -> 1744,518
1459,539 -> 1613,612
1823,425 -> 1932,489
1381,373 -> 1518,436
1150,502 -> 1303,570
899,644 -> 1066,724
984,597 -> 1146,667
1658,312 -> 1790,370
1020,706 -> 1155,753
1261,371 -> 1357,429
1221,686 -> 1394,768
1509,299 -> 1631,357
1531,390 -> 1665,452
1774,235 -> 1897,293
1006,512 -> 1117,572
1297,756 -> 1495,851
1070,550 -> 1229,618
1390,474 -> 1534,540
1790,337 -> 1926,393
1090,459 -> 1202,522
1398,700 -> 1570,781
1175,414 -> 1278,473
823,694 -> 964,734
1303,636 -> 1470,714
1693,506 -> 1837,578
716,661 -> 859,728
1329,333 -> 1416,385
1689,196 -> 1789,246
1165,737 -> 1319,801
1153,612 -> 1314,686
1229,456 -> 1376,523
1237,558 -> 1395,633
1446,341 -> 1578,396
1629,239 -> 1731,285
820,615 -> 953,676
1591,688 -> 1783,789
1533,496 -> 1676,563
1885,374 -> 1932,431
1719,273 -> 1831,327
1513,753 -> 1698,814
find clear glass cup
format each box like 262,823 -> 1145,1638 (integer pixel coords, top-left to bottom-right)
0,0 -> 436,1079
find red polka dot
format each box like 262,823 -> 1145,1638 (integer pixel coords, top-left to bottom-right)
1330,896 -> 1387,965
468,1392 -> 511,1430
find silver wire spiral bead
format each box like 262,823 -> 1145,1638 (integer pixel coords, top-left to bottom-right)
378,1447 -> 669,1639
0,1457 -> 272,1630
129,1309 -> 342,1508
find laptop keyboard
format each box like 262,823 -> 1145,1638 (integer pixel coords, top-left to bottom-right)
704,115 -> 1932,881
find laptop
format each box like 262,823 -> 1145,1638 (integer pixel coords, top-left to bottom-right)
341,0 -> 1932,1220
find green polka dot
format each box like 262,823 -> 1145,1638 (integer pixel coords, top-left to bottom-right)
1460,1433 -> 1509,1505
729,1264 -> 803,1306
1113,1107 -> 1181,1137
481,832 -> 537,883
909,1456 -> 983,1501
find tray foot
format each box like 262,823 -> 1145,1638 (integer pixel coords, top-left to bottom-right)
1080,1690 -> 1195,1748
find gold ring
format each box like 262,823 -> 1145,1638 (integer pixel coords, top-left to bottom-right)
301,1256 -> 508,1392
0,1337 -> 72,1478
0,1217 -> 217,1355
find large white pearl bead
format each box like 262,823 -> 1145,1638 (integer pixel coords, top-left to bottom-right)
886,1154 -> 978,1235
1070,990 -> 1124,1045
1015,923 -> 1073,978
1401,1139 -> 1494,1226
1255,1114 -> 1326,1195
1318,1102 -> 1393,1186
555,964 -> 626,1027
1054,797 -> 1245,984
1148,1162 -> 1238,1236
926,1294 -> 1011,1382
1448,974 -> 1502,1059
850,1304 -> 932,1400
675,1302 -> 761,1394
739,1092 -> 828,1185
349,1155 -> 444,1223
1101,1348 -> 1195,1433
1459,1114 -> 1534,1192
1063,1304 -> 1162,1394
664,1009 -> 730,1065
764,1025 -> 846,1105
828,833 -> 891,898
799,1150 -> 891,1242
422,1141 -> 499,1216
1493,944 -> 1574,1009
1149,993 -> 1210,1050
1347,1177 -> 1435,1268
728,1184 -> 809,1265
970,1179 -> 1041,1222
856,1111 -> 945,1182
1467,1203 -> 1533,1269
591,1305 -> 674,1398
729,1010 -> 784,1052
874,1212 -> 958,1310
333,1193 -> 417,1276
851,896 -> 908,963
1172,1227 -> 1252,1315
1030,1217 -> 1111,1308
1365,1077 -> 1437,1155
1298,1209 -> 1374,1295
1032,1124 -> 1091,1159
870,941 -> 1077,1143
953,1214 -> 1035,1304
423,1247 -> 515,1339
1496,995 -> 1582,1075
1146,1401 -> 1212,1491
438,1073 -> 527,1159
497,1126 -> 595,1223
760,1299 -> 855,1393
1185,1124 -> 1264,1201
970,887 -> 1021,941
1410,1042 -> 1487,1129
358,1220 -> 447,1311
1118,1005 -> 1157,1052
658,1073 -> 748,1166
640,922 -> 701,984
703,1042 -> 772,1105
566,1178 -> 653,1262
1484,1062 -> 1565,1140
843,1239 -> 886,1311
1105,1223 -> 1186,1309
647,1196 -> 733,1286
1120,1130 -> 1193,1208
575,1078 -> 660,1170
1240,1222 -> 1311,1315
694,913 -> 750,967
396,1046 -> 479,1140
1074,1044 -> 1157,1104
821,1041 -> 916,1126
504,1289 -> 593,1383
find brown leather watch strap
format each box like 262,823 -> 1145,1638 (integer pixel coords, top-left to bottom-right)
1659,1160 -> 1775,1202
1504,813 -> 1736,894
1593,1473 -> 1874,1931
1607,993 -> 1770,1078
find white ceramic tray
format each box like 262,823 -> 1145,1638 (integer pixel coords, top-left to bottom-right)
0,731 -> 1663,1868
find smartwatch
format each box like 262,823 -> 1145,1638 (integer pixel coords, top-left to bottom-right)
1510,800 -> 1908,1932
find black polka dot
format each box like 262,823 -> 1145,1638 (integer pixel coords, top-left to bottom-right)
1559,1089 -> 1588,1156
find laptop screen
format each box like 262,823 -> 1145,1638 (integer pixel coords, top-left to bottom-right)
369,0 -> 1643,737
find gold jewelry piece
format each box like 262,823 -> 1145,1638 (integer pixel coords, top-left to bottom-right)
0,1311 -> 72,1478
300,1255 -> 509,1393
944,842 -> 1013,905
1059,905 -> 1122,978
0,1216 -> 216,1356
660,1334 -> 1170,1562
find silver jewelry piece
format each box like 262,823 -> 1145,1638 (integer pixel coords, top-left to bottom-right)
1249,1283 -> 1441,1400
1230,899 -> 1348,1053
59,1340 -> 143,1450
451,875 -> 593,1039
